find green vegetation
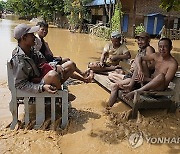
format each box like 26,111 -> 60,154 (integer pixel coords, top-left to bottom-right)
64,0 -> 92,32
159,0 -> 180,29
160,0 -> 180,12
5,0 -> 92,24
92,2 -> 123,40
5,0 -> 64,21
92,26 -> 111,40
111,4 -> 123,33
134,23 -> 145,35
0,1 -> 6,12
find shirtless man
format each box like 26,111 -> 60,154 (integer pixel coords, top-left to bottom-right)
108,32 -> 155,107
125,38 -> 178,100
88,31 -> 131,73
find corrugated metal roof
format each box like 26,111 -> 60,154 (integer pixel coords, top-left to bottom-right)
86,0 -> 115,6
146,13 -> 166,17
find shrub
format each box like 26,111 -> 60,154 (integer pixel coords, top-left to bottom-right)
135,23 -> 145,35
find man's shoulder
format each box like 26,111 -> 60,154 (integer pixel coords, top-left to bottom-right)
146,45 -> 155,53
12,47 -> 18,56
103,42 -> 112,51
120,43 -> 128,50
170,56 -> 178,67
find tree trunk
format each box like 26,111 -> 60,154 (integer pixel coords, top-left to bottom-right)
132,0 -> 137,37
104,0 -> 109,23
167,12 -> 171,38
117,0 -> 122,33
109,0 -> 112,26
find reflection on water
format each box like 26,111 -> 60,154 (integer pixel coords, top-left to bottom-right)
45,28 -> 107,71
0,17 -> 180,81
0,19 -> 16,80
0,18 -> 107,81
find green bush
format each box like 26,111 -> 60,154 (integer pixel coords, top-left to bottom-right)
135,23 -> 145,35
111,4 -> 123,33
92,26 -> 111,40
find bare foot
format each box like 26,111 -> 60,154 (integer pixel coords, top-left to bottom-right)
84,70 -> 94,83
81,68 -> 90,77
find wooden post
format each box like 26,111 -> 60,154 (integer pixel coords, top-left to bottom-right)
132,0 -> 137,37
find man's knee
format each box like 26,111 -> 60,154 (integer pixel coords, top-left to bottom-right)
111,83 -> 119,91
46,70 -> 59,79
64,60 -> 76,71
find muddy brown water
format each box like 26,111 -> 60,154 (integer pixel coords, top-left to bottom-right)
0,17 -> 180,154
0,18 -> 180,81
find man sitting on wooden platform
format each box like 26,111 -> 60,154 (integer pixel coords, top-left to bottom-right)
124,38 -> 178,101
108,32 -> 155,107
88,31 -> 131,73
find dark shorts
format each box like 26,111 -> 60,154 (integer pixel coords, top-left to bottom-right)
123,72 -> 133,80
133,81 -> 149,90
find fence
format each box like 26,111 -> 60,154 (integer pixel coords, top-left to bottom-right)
162,28 -> 180,40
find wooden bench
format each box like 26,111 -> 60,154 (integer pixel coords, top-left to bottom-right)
7,61 -> 69,130
94,72 -> 180,118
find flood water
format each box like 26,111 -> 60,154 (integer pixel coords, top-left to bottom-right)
1,17 -> 180,154
0,17 -> 108,81
0,17 -> 180,82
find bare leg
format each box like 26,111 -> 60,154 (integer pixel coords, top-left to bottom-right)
125,73 -> 166,100
61,61 -> 93,83
88,62 -> 121,73
68,60 -> 90,80
43,70 -> 62,89
91,66 -> 121,73
61,58 -> 70,64
76,68 -> 84,76
61,61 -> 76,83
108,78 -> 131,107
71,72 -> 86,82
108,72 -> 125,82
108,83 -> 119,107
123,70 -> 137,92
117,78 -> 131,89
123,61 -> 150,92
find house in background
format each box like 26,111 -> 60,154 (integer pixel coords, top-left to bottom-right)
122,0 -> 180,37
86,0 -> 115,24
87,0 -> 180,37
144,13 -> 165,35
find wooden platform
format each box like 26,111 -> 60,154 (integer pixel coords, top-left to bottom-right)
94,73 -> 179,118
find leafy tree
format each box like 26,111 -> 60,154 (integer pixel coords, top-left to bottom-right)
64,0 -> 92,32
6,0 -> 64,21
0,1 -> 6,12
111,3 -> 123,33
6,0 -> 38,19
32,0 -> 64,22
160,0 -> 180,12
134,23 -> 145,35
160,0 -> 180,29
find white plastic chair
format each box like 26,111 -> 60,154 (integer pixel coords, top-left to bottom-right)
7,60 -> 68,129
